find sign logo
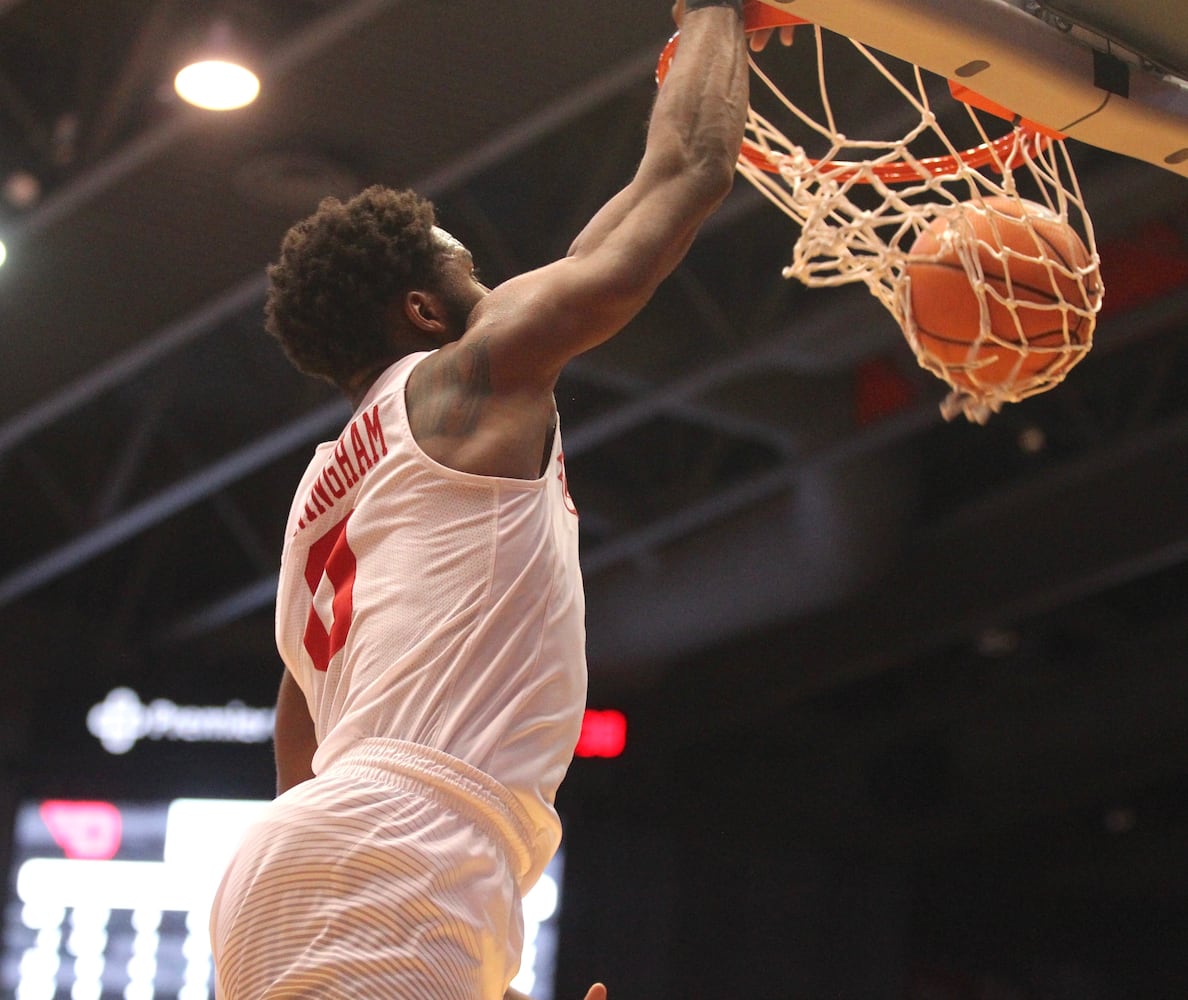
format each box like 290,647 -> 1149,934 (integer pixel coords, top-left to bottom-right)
38,801 -> 123,860
86,687 -> 275,755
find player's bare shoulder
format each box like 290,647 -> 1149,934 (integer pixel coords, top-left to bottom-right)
406,337 -> 492,443
406,340 -> 554,480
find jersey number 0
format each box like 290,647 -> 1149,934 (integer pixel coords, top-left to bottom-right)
301,511 -> 357,672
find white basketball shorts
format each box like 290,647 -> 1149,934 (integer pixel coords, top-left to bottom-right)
210,738 -> 535,999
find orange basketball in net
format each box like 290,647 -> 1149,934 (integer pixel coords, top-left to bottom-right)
902,196 -> 1100,410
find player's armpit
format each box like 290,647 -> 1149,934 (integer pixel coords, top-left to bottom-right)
274,669 -> 317,795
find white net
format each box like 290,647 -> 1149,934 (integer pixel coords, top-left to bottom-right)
738,25 -> 1104,423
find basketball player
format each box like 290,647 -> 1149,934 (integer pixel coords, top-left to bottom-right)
209,2 -> 751,997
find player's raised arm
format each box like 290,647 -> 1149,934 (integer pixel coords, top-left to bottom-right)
463,1 -> 748,389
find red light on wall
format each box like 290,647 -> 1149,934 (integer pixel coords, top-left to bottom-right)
39,800 -> 123,860
575,709 -> 627,758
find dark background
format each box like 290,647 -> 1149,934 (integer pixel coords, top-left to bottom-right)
1,1 -> 1187,997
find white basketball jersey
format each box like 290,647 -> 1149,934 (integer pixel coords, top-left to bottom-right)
274,351 -> 587,876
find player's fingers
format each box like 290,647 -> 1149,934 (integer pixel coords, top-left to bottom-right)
749,27 -> 773,51
583,985 -> 607,1000
749,25 -> 796,51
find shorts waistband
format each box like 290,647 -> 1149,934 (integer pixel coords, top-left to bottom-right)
319,737 -> 534,882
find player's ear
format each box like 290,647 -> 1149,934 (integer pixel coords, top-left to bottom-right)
403,290 -> 448,338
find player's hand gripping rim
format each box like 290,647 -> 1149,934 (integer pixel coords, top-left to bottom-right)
670,0 -> 796,51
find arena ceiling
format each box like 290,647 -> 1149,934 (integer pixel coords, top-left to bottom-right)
2,0 -> 1188,916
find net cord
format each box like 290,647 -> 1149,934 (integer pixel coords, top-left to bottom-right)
737,24 -> 1104,423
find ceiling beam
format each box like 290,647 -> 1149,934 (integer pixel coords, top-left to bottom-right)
0,402 -> 346,607
661,403 -> 1188,742
31,272 -> 1186,640
0,273 -> 266,458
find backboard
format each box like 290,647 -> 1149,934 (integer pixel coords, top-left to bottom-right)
756,0 -> 1188,178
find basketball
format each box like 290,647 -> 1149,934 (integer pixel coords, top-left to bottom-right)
903,196 -> 1100,400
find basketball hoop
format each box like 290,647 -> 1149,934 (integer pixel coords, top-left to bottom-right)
658,1 -> 1104,423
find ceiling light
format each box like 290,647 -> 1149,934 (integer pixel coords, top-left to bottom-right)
0,239 -> 7,269
174,22 -> 259,112
3,171 -> 41,210
1017,425 -> 1047,454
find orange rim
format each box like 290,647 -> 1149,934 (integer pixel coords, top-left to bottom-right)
656,1 -> 1058,185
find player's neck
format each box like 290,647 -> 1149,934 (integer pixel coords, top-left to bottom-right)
343,359 -> 397,409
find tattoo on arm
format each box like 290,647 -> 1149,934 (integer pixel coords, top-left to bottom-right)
423,337 -> 492,437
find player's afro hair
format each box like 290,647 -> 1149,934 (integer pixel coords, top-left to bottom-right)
264,185 -> 439,390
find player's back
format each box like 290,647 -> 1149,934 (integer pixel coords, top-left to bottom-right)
274,351 -> 587,875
